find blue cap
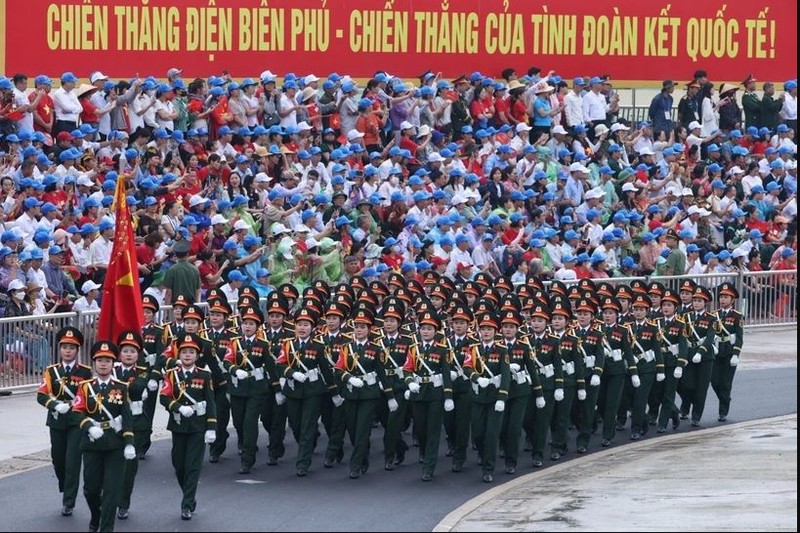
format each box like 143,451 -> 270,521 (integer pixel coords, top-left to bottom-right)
750,185 -> 765,194
243,235 -> 261,248
334,216 -> 351,228
686,244 -> 700,253
98,219 -> 115,231
60,72 -> 79,83
24,197 -> 43,210
573,77 -> 587,86
590,251 -> 607,263
220,240 -> 238,252
621,256 -> 637,269
770,159 -> 785,170
717,250 -> 731,260
455,234 -> 470,244
707,163 -> 722,173
766,181 -> 781,192
607,144 -> 622,153
228,270 -> 247,282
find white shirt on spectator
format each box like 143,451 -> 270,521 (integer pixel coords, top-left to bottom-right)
52,87 -> 82,122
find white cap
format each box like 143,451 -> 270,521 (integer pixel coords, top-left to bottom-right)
428,152 -> 444,163
594,124 -> 610,136
622,182 -> 638,192
551,125 -> 567,135
687,205 -> 701,215
682,187 -> 694,196
7,279 -> 25,292
271,223 -> 289,235
451,194 -> 467,205
166,67 -> 183,79
77,175 -> 94,187
347,130 -> 365,141
638,147 -> 655,156
400,121 -> 415,131
233,220 -> 250,231
304,74 -> 320,84
568,162 -> 589,173
305,237 -> 319,249
516,123 -> 533,132
81,280 -> 101,294
417,125 -> 432,137
296,121 -> 312,131
260,70 -> 276,82
732,247 -> 748,258
786,159 -> 797,170
211,214 -> 229,225
584,188 -> 604,199
729,166 -> 745,175
699,208 -> 712,217
89,72 -> 108,84
688,121 -> 701,131
188,194 -> 208,207
610,123 -> 630,132
293,225 -> 311,233
254,172 -> 272,183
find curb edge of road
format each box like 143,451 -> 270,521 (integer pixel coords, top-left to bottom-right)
432,413 -> 799,533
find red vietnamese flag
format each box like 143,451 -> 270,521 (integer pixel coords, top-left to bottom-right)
97,176 -> 144,341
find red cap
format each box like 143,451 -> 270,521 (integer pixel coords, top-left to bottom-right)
56,132 -> 73,142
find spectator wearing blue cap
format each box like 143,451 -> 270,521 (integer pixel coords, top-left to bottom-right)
51,72 -> 82,136
87,219 -> 115,285
582,77 -> 611,138
648,80 -> 675,138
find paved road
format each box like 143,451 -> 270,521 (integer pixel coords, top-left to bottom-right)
1,366 -> 796,532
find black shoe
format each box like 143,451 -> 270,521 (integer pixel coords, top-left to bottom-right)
209,455 -> 219,464
296,468 -> 308,477
267,456 -> 278,466
181,508 -> 192,521
61,506 -> 73,517
630,432 -> 640,441
601,439 -> 611,447
323,457 -> 334,468
550,451 -> 561,461
672,413 -> 681,429
422,472 -> 432,482
648,417 -> 658,426
137,453 -> 147,460
89,523 -> 99,532
477,457 -> 483,466
483,473 -> 493,483
413,438 -> 420,448
385,461 -> 396,471
505,465 -> 516,474
239,465 -> 251,475
452,462 -> 463,473
117,508 -> 129,520
615,421 -> 626,431
336,449 -> 344,463
395,446 -> 406,465
680,413 -> 689,420
523,437 -> 532,452
238,448 -> 243,455
657,427 -> 667,433
361,458 -> 369,474
718,415 -> 727,422
691,420 -> 700,427
446,441 -> 453,457
349,470 -> 361,479
532,459 -> 543,468
576,445 -> 587,454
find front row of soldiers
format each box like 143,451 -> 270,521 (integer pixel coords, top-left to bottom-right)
37,275 -> 744,529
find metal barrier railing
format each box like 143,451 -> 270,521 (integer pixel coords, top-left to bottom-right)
1,270 -> 795,391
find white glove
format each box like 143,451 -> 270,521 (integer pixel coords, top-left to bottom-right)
292,371 -> 307,383
388,398 -> 399,412
631,375 -> 641,388
554,388 -> 564,401
178,405 -> 195,418
275,392 -> 286,405
404,390 -> 411,400
730,355 -> 739,367
494,400 -> 505,412
477,377 -> 490,388
692,353 -> 702,364
577,389 -> 587,401
590,375 -> 601,387
348,376 -> 364,388
124,445 -> 136,460
88,426 -> 104,442
235,369 -> 249,380
204,430 -> 216,444
54,401 -> 71,414
407,382 -> 420,394
147,379 -> 158,391
145,353 -> 156,367
510,363 -> 521,372
141,389 -> 148,401
444,399 -> 454,412
674,366 -> 683,379
656,373 -> 666,382
450,370 -> 458,381
535,396 -> 546,409
332,394 -> 344,407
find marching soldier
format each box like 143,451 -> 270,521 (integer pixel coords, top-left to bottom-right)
319,303 -> 352,468
677,280 -> 696,316
113,331 -> 150,520
652,290 -> 688,432
335,308 -> 391,478
549,301 -> 585,458
627,295 -> 664,440
72,341 -> 136,533
403,311 -> 453,482
572,299 -> 605,454
444,304 -> 477,473
139,295 -> 165,459
37,327 -> 93,517
711,283 -> 744,422
225,306 -> 274,474
161,294 -> 192,346
679,286 -> 717,426
261,298 -> 293,465
277,308 -> 338,477
159,333 -> 218,521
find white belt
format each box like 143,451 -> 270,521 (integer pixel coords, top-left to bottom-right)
130,401 -> 144,416
668,345 -> 679,356
584,355 -> 596,369
643,350 -> 655,363
606,349 -> 622,362
540,364 -> 555,378
564,361 -> 575,375
720,334 -> 737,344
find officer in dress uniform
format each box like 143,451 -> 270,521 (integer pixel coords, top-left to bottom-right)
678,286 -> 717,426
139,295 -> 165,459
261,297 -> 293,465
626,295 -> 664,440
403,311 -> 453,482
711,282 -> 744,422
161,294 -> 192,347
113,331 -> 150,520
571,299 -> 605,454
72,341 -> 136,533
549,300 -> 585,458
335,308 -> 391,479
37,327 -> 93,517
651,290 -> 688,432
444,304 -> 478,473
276,308 -> 338,477
318,302 -> 352,468
159,333 -> 218,521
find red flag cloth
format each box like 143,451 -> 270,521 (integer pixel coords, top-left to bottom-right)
97,177 -> 144,341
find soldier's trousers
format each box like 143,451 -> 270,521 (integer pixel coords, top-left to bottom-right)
680,359 -> 713,423
383,394 -> 409,463
551,386 -> 576,453
119,430 -> 148,509
231,394 -> 266,468
83,448 -> 124,532
411,400 -> 443,476
531,389 -> 556,461
648,377 -> 664,422
261,390 -> 287,460
444,390 -> 472,467
711,357 -> 737,418
617,378 -> 634,426
171,432 -> 205,510
141,389 -> 158,454
50,425 -> 82,508
209,386 -> 230,458
472,401 -> 503,475
499,394 -> 528,468
345,399 -> 377,473
287,395 -> 322,470
576,383 -> 601,449
657,365 -> 680,430
630,372 -> 656,434
599,374 -> 625,441
321,394 -> 346,461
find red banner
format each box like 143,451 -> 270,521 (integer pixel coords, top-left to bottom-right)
1,0 -> 796,84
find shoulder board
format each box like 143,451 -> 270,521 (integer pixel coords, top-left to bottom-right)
164,367 -> 180,375
674,315 -> 686,323
547,333 -> 559,339
78,378 -> 94,385
78,364 -> 92,370
135,365 -> 149,372
646,319 -> 658,327
46,363 -> 59,370
434,341 -> 448,348
111,378 -> 128,387
400,334 -> 415,341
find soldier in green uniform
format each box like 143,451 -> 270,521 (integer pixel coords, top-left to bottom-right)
113,331 -> 150,520
37,327 -> 93,517
72,341 -> 136,533
653,290 -> 688,432
226,306 -> 274,474
676,279 -> 697,417
525,303 -> 564,467
711,282 -> 744,422
571,298 -> 605,454
403,311 -> 453,482
139,295 -> 165,459
549,300 -> 585,458
160,334 -> 217,520
276,308 -> 338,477
161,294 -> 192,347
499,309 -> 541,474
679,286 -> 717,426
261,297 -> 293,465
597,297 -> 639,447
444,304 -> 477,473
335,308 -> 391,478
378,301 -> 413,470
318,303 -> 352,468
627,295 -> 664,440
741,74 -> 760,128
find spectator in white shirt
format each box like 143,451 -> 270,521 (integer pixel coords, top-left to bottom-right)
278,81 -> 301,128
779,80 -> 797,129
153,84 -> 177,130
564,78 -> 586,127
582,77 -> 609,129
12,74 -> 44,133
52,72 -> 82,135
72,280 -> 101,313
